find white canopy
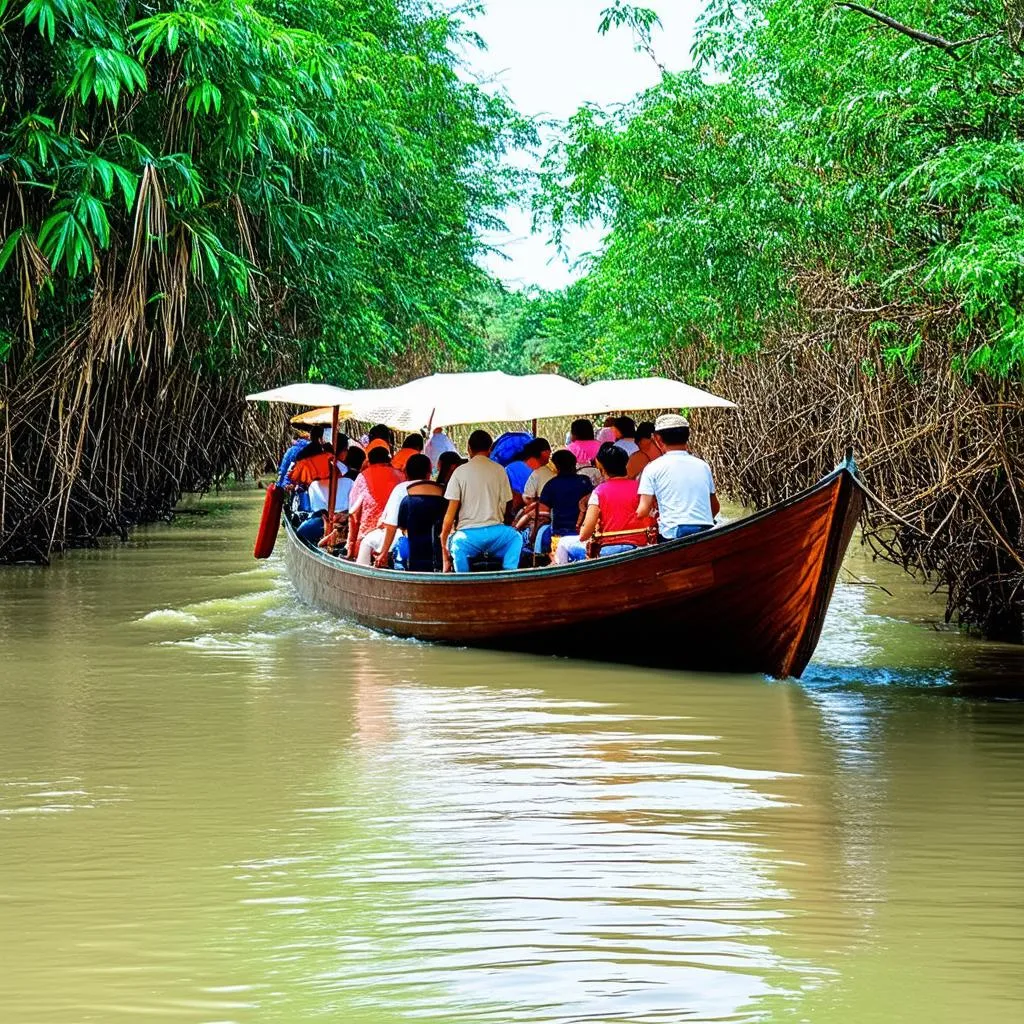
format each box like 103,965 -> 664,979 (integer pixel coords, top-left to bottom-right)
246,382 -> 355,409
249,373 -> 735,427
582,377 -> 735,412
349,371 -> 592,429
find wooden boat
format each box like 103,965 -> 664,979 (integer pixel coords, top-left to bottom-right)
281,454 -> 864,678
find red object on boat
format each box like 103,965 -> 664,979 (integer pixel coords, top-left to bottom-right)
254,485 -> 284,559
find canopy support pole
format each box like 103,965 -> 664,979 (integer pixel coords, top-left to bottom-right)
531,418 -> 537,436
326,404 -> 340,542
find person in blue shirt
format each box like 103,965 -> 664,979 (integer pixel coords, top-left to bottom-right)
277,428 -> 318,486
505,438 -> 551,509
538,449 -> 593,540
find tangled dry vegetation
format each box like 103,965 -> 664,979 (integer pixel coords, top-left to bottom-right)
0,338 -> 283,564
681,272 -> 1024,643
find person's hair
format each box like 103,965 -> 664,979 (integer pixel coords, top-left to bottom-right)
636,421 -> 655,442
570,418 -> 595,441
368,423 -> 393,445
346,447 -> 366,472
613,415 -> 636,438
551,449 -> 578,476
657,425 -> 690,446
522,438 -> 550,461
468,429 -> 492,454
402,433 -> 424,451
596,443 -> 629,477
436,450 -> 464,484
293,424 -> 327,462
603,416 -> 616,427
404,453 -> 432,480
368,446 -> 391,465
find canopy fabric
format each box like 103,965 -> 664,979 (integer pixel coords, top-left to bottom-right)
349,371 -> 592,429
581,377 -> 735,412
250,373 -> 735,428
246,383 -> 355,408
289,406 -> 347,426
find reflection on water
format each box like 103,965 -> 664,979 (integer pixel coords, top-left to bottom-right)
1,488 -> 1022,1023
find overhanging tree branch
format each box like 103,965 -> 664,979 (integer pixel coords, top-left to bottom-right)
835,2 -> 999,58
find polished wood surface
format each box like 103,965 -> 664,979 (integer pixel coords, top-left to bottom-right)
282,464 -> 863,678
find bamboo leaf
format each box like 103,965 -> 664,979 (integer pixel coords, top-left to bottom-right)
0,229 -> 23,273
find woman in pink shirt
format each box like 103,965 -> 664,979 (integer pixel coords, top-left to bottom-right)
565,419 -> 602,467
553,443 -> 653,564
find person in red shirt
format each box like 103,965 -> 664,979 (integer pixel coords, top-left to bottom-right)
346,447 -> 404,561
553,443 -> 653,564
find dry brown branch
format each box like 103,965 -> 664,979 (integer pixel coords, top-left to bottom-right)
835,2 -> 1000,57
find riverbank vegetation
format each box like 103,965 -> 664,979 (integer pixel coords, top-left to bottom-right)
0,0 -> 525,560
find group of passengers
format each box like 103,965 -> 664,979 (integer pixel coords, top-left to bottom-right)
277,412 -> 719,573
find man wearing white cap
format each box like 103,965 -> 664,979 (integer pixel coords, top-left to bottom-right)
635,414 -> 720,541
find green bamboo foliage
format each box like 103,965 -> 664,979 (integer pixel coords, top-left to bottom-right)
0,0 -> 528,559
0,0 -> 526,379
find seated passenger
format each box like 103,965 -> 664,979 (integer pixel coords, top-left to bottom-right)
636,414 -> 720,540
372,454 -> 436,568
277,428 -> 311,487
391,433 -> 424,472
611,415 -> 639,456
441,430 -> 523,572
436,450 -> 466,488
538,450 -> 593,549
343,446 -> 365,479
505,438 -> 551,510
626,421 -> 661,479
554,443 -> 654,563
364,423 -> 394,456
398,481 -> 447,571
511,447 -> 556,555
566,419 -> 601,467
346,446 -> 403,562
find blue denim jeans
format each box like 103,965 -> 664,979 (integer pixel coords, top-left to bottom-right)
295,512 -> 325,545
660,523 -> 712,541
599,543 -> 636,557
449,525 -> 523,572
519,523 -> 552,555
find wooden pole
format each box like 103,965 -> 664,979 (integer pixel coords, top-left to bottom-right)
326,405 -> 340,541
531,418 -> 537,436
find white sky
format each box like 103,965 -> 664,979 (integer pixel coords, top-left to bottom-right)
452,0 -> 703,290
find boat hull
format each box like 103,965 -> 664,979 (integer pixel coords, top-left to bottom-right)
282,465 -> 863,677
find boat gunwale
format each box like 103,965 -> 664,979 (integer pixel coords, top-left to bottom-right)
284,462 -> 860,586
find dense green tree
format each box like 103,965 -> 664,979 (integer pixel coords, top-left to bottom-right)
0,0 -> 527,380
537,0 -> 1024,377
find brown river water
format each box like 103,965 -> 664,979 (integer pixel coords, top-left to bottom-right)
1,486 -> 1023,1023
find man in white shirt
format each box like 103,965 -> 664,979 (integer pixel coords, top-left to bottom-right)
441,430 -> 523,572
636,414 -> 720,541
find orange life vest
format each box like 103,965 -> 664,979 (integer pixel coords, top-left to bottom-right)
289,451 -> 335,486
